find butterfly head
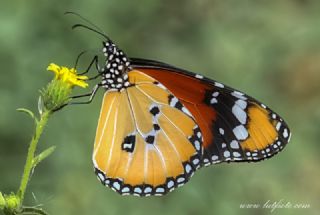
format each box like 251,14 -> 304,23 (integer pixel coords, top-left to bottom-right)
100,41 -> 131,90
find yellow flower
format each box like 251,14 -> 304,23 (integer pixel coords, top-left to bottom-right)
47,63 -> 89,88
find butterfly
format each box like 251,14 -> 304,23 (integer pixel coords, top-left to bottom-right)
69,21 -> 291,197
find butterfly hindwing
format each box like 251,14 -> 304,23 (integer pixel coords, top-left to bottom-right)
202,87 -> 290,163
93,70 -> 202,196
130,58 -> 291,166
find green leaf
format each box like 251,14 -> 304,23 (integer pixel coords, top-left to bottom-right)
17,108 -> 38,124
21,206 -> 49,215
32,146 -> 56,167
38,96 -> 44,115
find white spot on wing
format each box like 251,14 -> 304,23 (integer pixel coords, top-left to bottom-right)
182,107 -> 192,117
105,179 -> 110,185
177,177 -> 185,183
194,140 -> 201,151
169,96 -> 179,107
185,164 -> 192,173
134,187 -> 142,193
156,82 -> 166,89
232,105 -> 247,124
98,173 -> 105,181
233,125 -> 249,140
210,98 -> 218,104
214,82 -> 224,88
212,92 -> 219,97
113,181 -> 120,190
283,128 -> 288,138
212,155 -> 219,160
233,152 -> 241,157
235,99 -> 247,109
195,74 -> 203,79
230,140 -> 239,149
123,143 -> 132,149
144,187 -> 152,193
167,181 -> 174,188
231,91 -> 247,100
122,187 -> 130,193
196,132 -> 202,138
203,158 -> 210,166
156,187 -> 165,193
224,151 -> 230,158
193,158 -> 200,165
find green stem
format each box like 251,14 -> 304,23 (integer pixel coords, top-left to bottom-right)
17,110 -> 51,204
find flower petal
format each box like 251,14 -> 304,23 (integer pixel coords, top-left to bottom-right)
46,63 -> 89,88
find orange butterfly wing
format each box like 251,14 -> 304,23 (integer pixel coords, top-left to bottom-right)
92,56 -> 291,197
131,58 -> 291,164
93,70 -> 202,196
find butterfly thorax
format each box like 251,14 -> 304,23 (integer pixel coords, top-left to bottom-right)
100,41 -> 131,90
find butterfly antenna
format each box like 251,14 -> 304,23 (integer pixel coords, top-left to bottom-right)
72,23 -> 111,41
65,11 -> 111,41
65,11 -> 105,33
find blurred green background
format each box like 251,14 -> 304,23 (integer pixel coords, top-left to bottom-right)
1,0 -> 319,215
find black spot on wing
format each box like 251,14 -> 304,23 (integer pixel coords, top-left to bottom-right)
150,106 -> 160,116
121,134 -> 136,152
153,124 -> 160,131
145,135 -> 155,144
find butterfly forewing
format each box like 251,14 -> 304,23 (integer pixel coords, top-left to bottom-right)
93,70 -> 202,196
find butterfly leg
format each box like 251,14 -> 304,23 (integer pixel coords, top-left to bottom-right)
74,50 -> 87,69
70,83 -> 101,103
88,72 -> 102,80
78,55 -> 100,75
52,84 -> 101,112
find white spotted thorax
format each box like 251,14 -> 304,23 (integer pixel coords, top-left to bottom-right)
101,41 -> 131,90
